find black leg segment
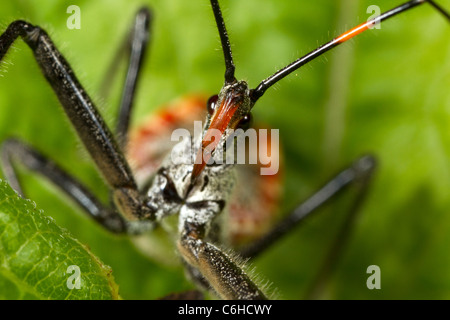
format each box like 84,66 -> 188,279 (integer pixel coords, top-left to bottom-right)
240,155 -> 377,259
0,138 -> 126,233
0,20 -> 154,221
115,8 -> 152,147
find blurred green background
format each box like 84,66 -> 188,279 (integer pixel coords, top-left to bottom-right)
0,0 -> 449,299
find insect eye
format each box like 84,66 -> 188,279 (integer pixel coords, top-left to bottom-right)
207,94 -> 219,115
238,113 -> 252,130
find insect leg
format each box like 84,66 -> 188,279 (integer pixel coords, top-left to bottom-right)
239,155 -> 377,259
178,231 -> 268,300
304,157 -> 377,299
176,199 -> 268,299
0,20 -> 153,221
0,138 -> 126,233
114,8 -> 151,147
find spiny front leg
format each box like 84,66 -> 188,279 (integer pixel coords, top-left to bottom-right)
177,214 -> 267,300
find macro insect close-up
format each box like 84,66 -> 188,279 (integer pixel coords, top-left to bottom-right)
0,0 -> 449,300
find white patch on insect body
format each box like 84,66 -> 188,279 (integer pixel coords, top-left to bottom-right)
178,166 -> 235,234
144,133 -> 236,235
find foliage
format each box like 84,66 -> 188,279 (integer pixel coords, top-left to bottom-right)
0,180 -> 119,299
0,0 -> 448,299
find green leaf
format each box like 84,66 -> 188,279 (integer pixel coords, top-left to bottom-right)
0,0 -> 448,300
0,180 -> 119,300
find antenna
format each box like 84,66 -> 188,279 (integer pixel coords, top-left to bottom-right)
210,0 -> 236,84
250,0 -> 450,103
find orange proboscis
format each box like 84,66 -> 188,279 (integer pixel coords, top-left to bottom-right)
192,97 -> 239,180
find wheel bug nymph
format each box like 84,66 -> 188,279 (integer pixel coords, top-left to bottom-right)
0,0 -> 449,300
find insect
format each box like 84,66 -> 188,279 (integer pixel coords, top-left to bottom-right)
0,0 -> 449,299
